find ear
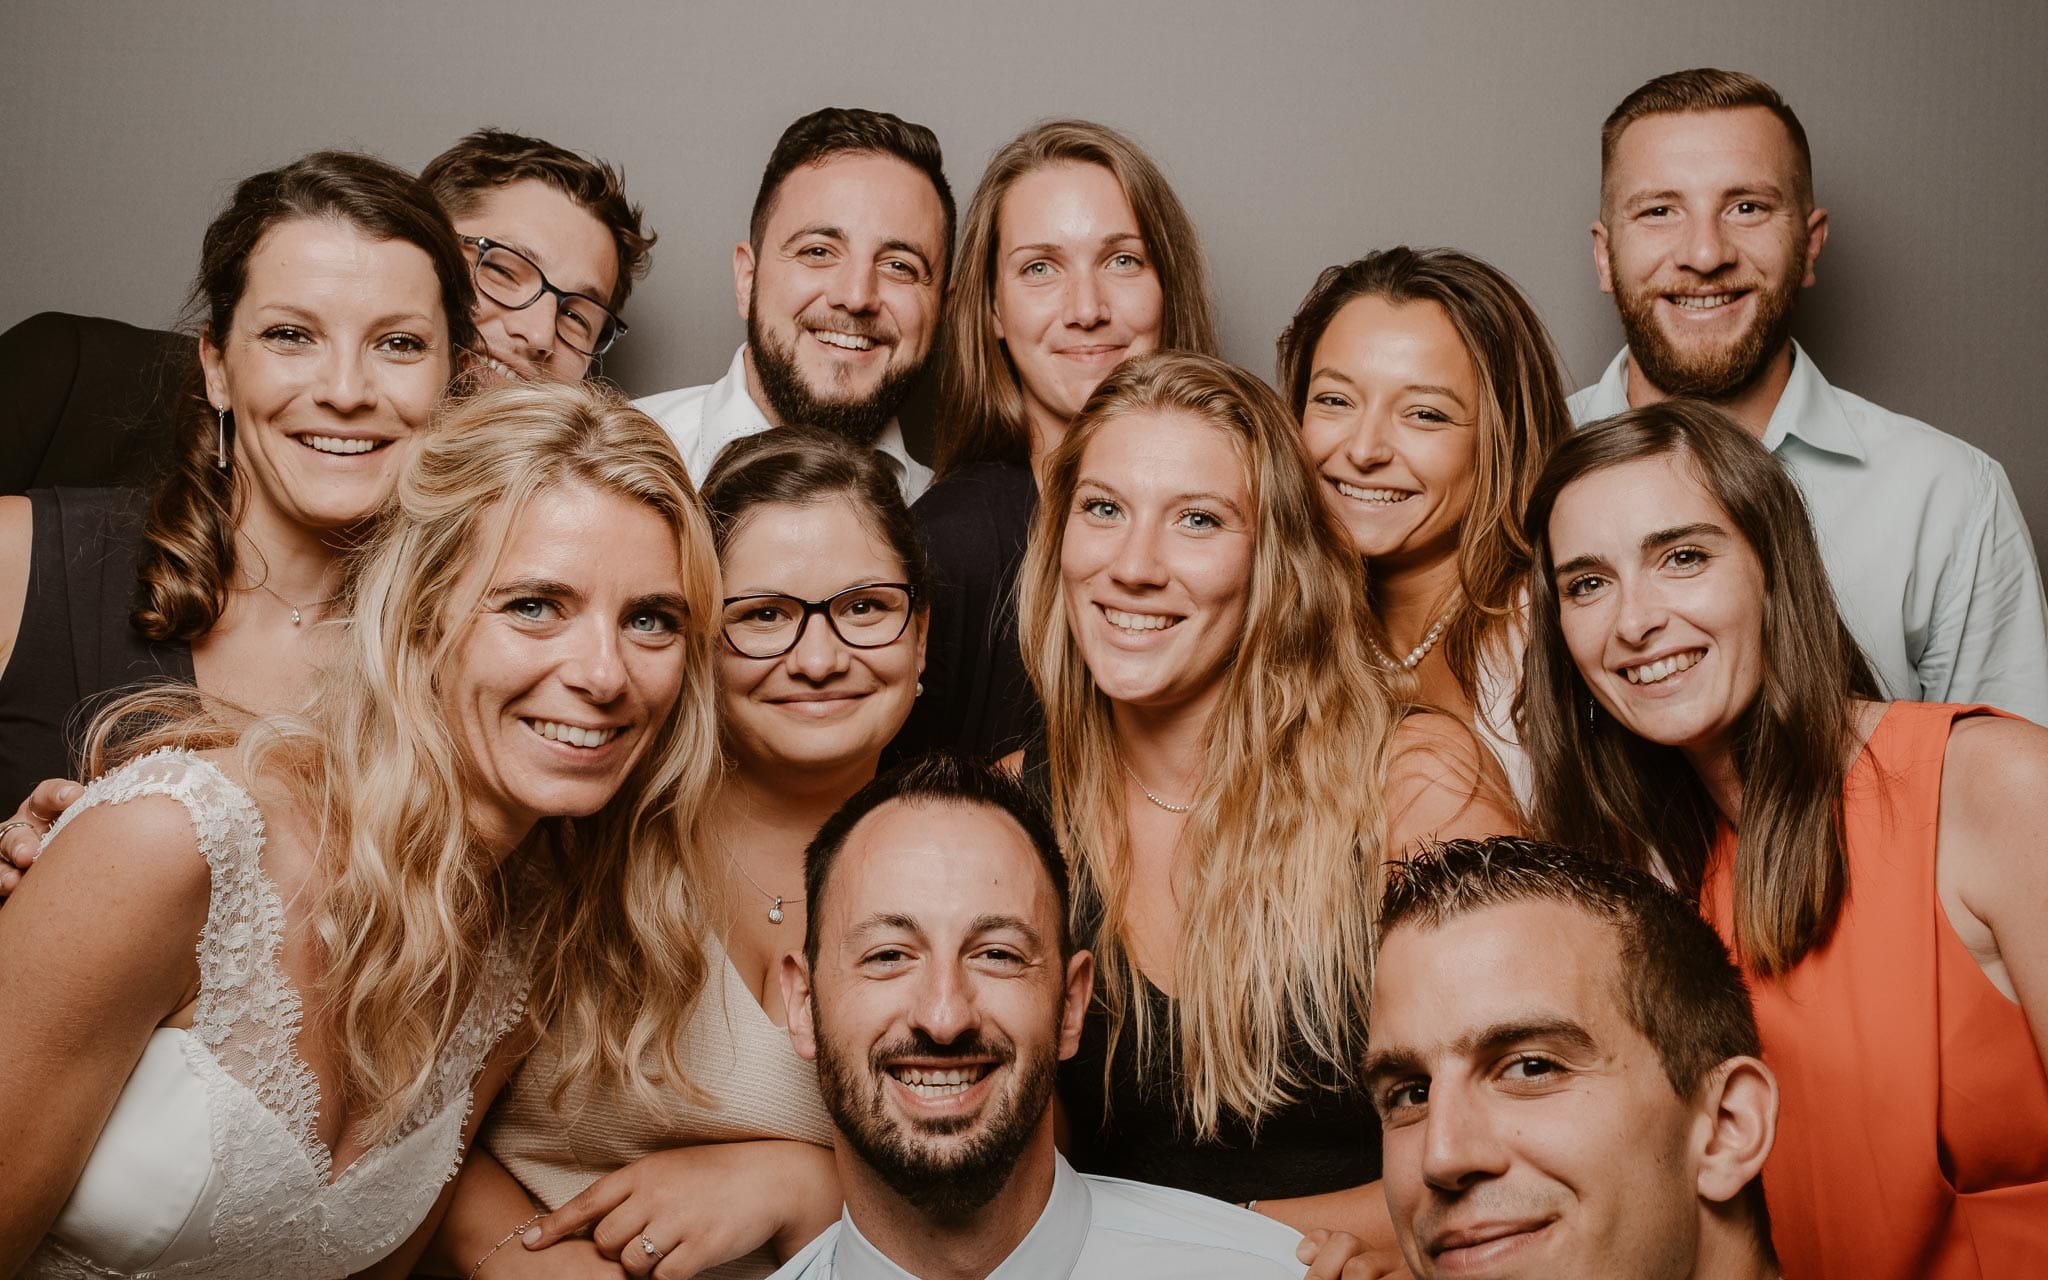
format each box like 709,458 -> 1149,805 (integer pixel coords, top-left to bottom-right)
733,240 -> 757,325
199,328 -> 229,411
1800,206 -> 1829,289
1693,1056 -> 1778,1205
1057,949 -> 1095,1061
781,951 -> 819,1063
911,607 -> 931,672
991,292 -> 1007,343
1591,219 -> 1615,296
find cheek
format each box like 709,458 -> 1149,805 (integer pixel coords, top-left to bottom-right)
1298,418 -> 1347,468
1118,277 -> 1165,343
1559,607 -> 1607,676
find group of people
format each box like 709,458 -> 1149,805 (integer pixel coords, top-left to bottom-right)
0,62 -> 2042,1280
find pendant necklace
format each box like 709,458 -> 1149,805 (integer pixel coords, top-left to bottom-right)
730,854 -> 803,925
1122,758 -> 1195,814
252,580 -> 337,627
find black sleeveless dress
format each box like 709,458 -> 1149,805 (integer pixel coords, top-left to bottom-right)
0,487 -> 194,802
1023,742 -> 1383,1203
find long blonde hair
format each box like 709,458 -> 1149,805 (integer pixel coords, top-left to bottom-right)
1016,350 -> 1401,1137
933,120 -> 1218,476
90,380 -> 723,1139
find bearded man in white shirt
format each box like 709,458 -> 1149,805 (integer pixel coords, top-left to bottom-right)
1574,68 -> 2048,722
635,107 -> 946,500
769,755 -> 1310,1280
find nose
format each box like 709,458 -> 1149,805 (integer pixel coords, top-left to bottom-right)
785,609 -> 853,682
314,343 -> 379,415
1612,573 -> 1668,649
826,259 -> 880,314
1062,270 -> 1110,330
563,615 -> 629,704
1681,214 -> 1736,275
1418,1084 -> 1511,1193
496,291 -> 559,366
907,959 -> 976,1045
1343,412 -> 1396,471
1108,517 -> 1170,591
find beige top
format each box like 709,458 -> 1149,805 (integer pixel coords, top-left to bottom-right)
484,935 -> 833,1279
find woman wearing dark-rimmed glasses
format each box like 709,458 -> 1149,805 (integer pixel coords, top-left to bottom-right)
431,427 -> 932,1280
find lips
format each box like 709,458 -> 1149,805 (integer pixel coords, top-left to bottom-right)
521,717 -> 624,749
295,433 -> 393,456
1100,605 -> 1180,634
1333,478 -> 1416,505
1620,648 -> 1704,685
1426,1218 -> 1554,1271
811,328 -> 877,352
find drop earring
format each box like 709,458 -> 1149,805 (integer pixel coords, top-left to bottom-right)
214,406 -> 230,470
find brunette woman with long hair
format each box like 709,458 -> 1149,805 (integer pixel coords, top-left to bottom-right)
0,150 -> 476,873
895,119 -> 1217,763
1523,398 -> 2048,1279
1276,246 -> 1572,802
0,381 -> 723,1276
1011,350 -> 1516,1255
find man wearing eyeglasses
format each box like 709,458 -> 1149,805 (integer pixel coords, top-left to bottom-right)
635,108 -> 950,501
421,128 -> 654,383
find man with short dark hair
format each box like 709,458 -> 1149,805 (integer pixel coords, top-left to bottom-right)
422,127 -> 654,382
636,108 -> 949,498
771,754 -> 1306,1278
1361,837 -> 1780,1280
1574,68 -> 2048,722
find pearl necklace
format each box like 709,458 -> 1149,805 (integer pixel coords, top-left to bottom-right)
1368,606 -> 1455,672
1122,759 -> 1194,814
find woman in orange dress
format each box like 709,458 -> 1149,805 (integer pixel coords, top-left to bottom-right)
1518,398 -> 2048,1278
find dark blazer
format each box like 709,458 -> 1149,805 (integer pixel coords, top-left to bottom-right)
1,311 -> 191,494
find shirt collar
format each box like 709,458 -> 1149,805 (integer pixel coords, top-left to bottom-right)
828,1155 -> 1093,1280
1760,341 -> 1865,461
711,344 -> 931,500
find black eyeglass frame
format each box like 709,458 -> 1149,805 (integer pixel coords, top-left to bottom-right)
460,234 -> 629,357
720,583 -> 920,659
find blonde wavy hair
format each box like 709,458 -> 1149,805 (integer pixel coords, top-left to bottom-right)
1016,350 -> 1402,1137
88,380 -> 724,1140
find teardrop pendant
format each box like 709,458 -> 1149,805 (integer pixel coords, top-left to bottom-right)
768,897 -> 785,925
290,606 -> 303,626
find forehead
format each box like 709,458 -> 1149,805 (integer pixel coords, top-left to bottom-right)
456,178 -> 618,298
239,217 -> 441,314
997,162 -> 1140,247
721,496 -> 903,593
1316,295 -> 1475,381
1608,106 -> 1804,194
1549,454 -> 1731,552
1078,409 -> 1250,499
485,479 -> 681,586
762,151 -> 946,247
1371,899 -> 1635,1054
823,800 -> 1056,938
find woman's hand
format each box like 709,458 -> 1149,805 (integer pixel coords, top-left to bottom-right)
522,1139 -> 839,1278
1298,1228 -> 1413,1279
0,778 -> 83,894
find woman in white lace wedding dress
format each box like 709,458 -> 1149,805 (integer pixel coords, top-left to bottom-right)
0,380 -> 724,1278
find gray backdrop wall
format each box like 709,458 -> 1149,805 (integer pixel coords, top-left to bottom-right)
5,0 -> 2045,551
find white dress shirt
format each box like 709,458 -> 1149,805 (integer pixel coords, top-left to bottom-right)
1570,344 -> 2048,724
767,1154 -> 1306,1280
634,345 -> 933,502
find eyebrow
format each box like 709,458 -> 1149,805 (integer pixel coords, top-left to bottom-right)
1362,1017 -> 1601,1086
970,913 -> 1045,950
488,577 -> 579,602
1552,521 -> 1728,579
782,224 -> 935,274
1621,181 -> 1789,209
1076,476 -> 1247,519
250,303 -> 435,331
1006,231 -> 1144,260
846,912 -> 923,946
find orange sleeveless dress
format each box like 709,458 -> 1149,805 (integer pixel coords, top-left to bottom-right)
1703,702 -> 2048,1279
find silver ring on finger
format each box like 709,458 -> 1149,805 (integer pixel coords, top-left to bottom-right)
639,1235 -> 666,1260
0,820 -> 36,841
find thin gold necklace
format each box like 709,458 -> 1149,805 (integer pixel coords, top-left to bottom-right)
251,579 -> 338,627
1122,758 -> 1194,814
729,854 -> 804,925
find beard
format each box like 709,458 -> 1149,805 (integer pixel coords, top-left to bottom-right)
747,298 -> 922,448
1612,245 -> 1805,402
813,1022 -> 1059,1222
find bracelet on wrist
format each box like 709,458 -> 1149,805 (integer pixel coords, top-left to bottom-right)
468,1212 -> 542,1280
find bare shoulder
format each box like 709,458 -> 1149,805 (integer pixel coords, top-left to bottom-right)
1386,710 -> 1522,850
0,493 -> 33,670
1940,715 -> 2048,883
37,791 -> 215,901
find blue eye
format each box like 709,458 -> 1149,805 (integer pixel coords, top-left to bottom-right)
1080,497 -> 1120,520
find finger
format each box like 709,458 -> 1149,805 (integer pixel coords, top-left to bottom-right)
592,1203 -> 655,1268
653,1236 -> 726,1280
527,1177 -> 632,1249
0,866 -> 19,895
1297,1227 -> 1333,1263
1301,1230 -> 1365,1280
26,778 -> 84,824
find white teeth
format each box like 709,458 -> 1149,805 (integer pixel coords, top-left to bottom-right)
1624,651 -> 1703,684
1334,480 -> 1413,504
813,330 -> 875,351
302,434 -> 382,455
892,1065 -> 985,1097
1671,293 -> 1740,310
1103,607 -> 1176,633
525,719 -> 621,748
481,354 -> 522,379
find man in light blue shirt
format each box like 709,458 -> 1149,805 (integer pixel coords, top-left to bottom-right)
1575,68 -> 2048,721
768,756 -> 1310,1280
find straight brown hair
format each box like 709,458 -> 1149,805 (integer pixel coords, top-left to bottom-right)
1519,399 -> 1882,974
